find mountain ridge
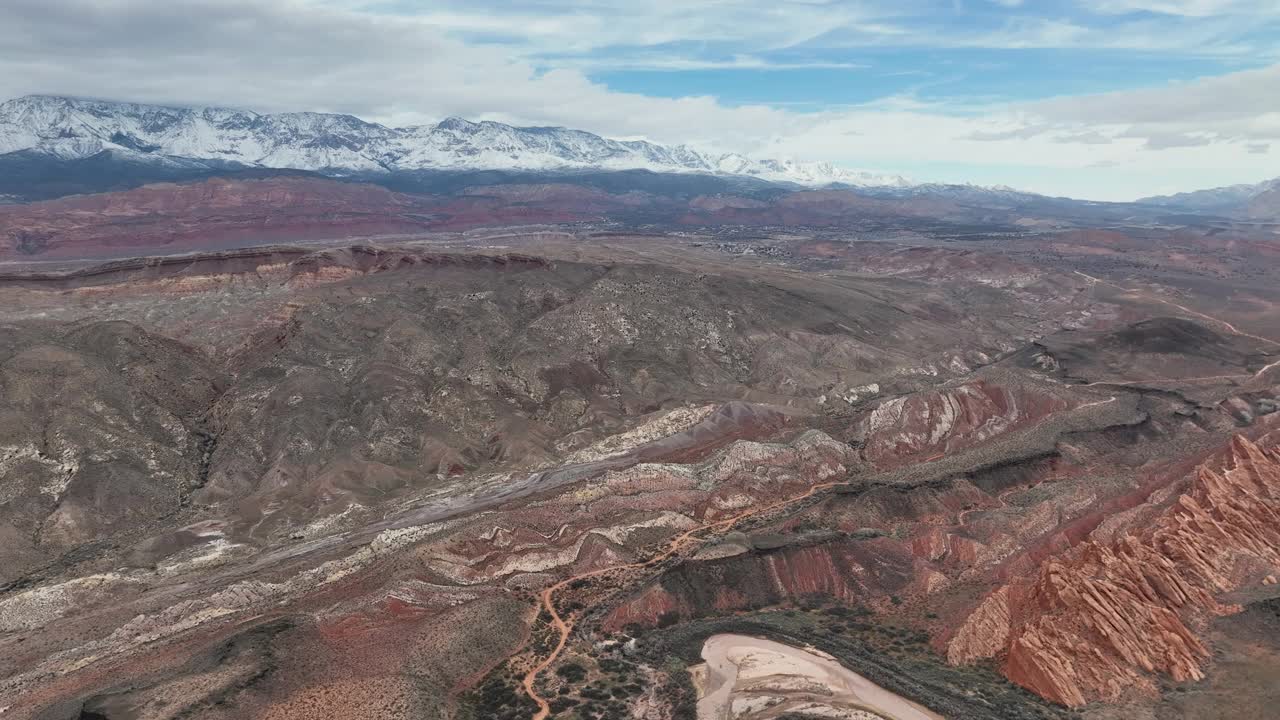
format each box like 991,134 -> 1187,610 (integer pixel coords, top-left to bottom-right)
1138,177 -> 1280,212
0,94 -> 911,188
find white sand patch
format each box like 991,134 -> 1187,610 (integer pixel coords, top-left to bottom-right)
0,573 -> 141,632
155,537 -> 251,576
426,512 -> 695,583
565,404 -> 717,463
0,443 -> 77,501
693,634 -> 944,720
294,502 -> 364,539
588,511 -> 699,545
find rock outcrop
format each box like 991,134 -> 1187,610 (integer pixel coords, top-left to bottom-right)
949,435 -> 1280,706
858,380 -> 1071,468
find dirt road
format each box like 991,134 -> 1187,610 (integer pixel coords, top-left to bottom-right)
520,478 -> 849,719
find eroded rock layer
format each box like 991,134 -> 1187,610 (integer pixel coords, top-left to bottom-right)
950,434 -> 1280,706
2,204 -> 1280,720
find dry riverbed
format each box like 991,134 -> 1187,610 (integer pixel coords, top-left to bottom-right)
691,634 -> 945,720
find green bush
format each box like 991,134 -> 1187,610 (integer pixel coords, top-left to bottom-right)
556,661 -> 588,683
550,697 -> 579,713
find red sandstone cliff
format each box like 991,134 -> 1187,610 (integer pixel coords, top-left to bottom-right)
949,435 -> 1280,706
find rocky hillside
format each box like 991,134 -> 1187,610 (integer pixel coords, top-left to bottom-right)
950,435 -> 1280,707
1,214 -> 1279,720
1140,177 -> 1280,219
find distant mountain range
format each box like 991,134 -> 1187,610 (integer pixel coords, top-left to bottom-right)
0,94 -> 910,188
3,94 -> 1274,219
1139,177 -> 1280,219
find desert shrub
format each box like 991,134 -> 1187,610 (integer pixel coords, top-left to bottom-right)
556,662 -> 587,683
458,669 -> 537,720
550,697 -> 579,713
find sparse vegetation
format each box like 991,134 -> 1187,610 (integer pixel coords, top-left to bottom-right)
556,661 -> 588,683
456,667 -> 537,720
632,609 -> 1076,720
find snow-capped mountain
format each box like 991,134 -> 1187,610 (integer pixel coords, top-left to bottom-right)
0,94 -> 910,187
1139,178 -> 1280,211
857,182 -> 1054,205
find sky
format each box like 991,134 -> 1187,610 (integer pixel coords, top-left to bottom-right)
1,0 -> 1278,200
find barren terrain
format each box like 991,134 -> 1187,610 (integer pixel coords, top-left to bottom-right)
693,634 -> 943,720
0,176 -> 1279,720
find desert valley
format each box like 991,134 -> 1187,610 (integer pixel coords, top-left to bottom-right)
1,92 -> 1279,720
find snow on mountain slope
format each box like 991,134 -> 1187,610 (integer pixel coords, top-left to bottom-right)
0,95 -> 908,187
381,117 -> 716,174
1138,178 -> 1280,211
711,153 -> 909,187
861,182 -> 1047,204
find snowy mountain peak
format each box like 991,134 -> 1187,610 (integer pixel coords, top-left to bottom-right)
0,94 -> 912,187
433,117 -> 480,132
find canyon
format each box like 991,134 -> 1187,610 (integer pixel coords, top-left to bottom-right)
0,172 -> 1278,720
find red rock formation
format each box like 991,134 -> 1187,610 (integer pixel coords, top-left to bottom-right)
0,177 -> 596,260
949,435 -> 1280,706
0,177 -> 440,260
601,539 -> 914,631
859,380 -> 1071,468
946,587 -> 1011,665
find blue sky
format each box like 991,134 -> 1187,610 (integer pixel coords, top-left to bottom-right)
594,48 -> 1245,109
3,0 -> 1278,199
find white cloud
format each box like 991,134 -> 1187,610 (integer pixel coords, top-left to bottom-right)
547,55 -> 870,72
0,0 -> 1276,201
1031,62 -> 1280,131
0,0 -> 803,148
349,0 -> 896,57
1083,0 -> 1273,17
333,0 -> 1275,63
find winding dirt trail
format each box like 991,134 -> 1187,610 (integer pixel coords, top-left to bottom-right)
1253,357 -> 1280,382
1074,270 -> 1280,348
957,481 -> 1025,528
520,478 -> 849,719
1073,272 -> 1280,388
1077,362 -> 1280,388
